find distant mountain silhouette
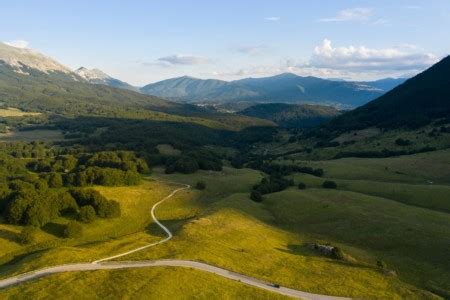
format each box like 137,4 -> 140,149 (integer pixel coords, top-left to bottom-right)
141,73 -> 406,108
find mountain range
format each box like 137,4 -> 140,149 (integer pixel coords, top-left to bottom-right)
140,74 -> 406,108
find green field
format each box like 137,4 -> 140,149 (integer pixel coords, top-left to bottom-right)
0,160 -> 449,298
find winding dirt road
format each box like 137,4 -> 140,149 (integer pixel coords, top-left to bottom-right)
0,180 -> 350,300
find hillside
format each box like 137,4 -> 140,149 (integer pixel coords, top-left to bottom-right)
324,56 -> 450,132
240,103 -> 341,128
75,67 -> 139,92
141,73 -> 405,108
0,43 -> 271,130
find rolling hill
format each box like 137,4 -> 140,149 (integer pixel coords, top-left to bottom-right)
240,103 -> 341,128
141,73 -> 406,108
324,55 -> 450,132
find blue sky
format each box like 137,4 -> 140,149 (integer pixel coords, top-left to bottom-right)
2,0 -> 450,85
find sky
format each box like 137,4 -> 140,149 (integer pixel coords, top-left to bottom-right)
2,0 -> 450,85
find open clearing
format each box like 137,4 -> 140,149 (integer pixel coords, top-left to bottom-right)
0,129 -> 64,142
0,108 -> 41,117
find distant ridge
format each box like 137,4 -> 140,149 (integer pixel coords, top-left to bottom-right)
141,73 -> 406,108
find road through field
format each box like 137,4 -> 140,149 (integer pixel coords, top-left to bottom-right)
0,179 -> 350,300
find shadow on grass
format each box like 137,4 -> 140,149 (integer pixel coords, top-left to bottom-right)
275,243 -> 320,258
41,223 -> 65,238
0,228 -> 19,243
145,216 -> 196,238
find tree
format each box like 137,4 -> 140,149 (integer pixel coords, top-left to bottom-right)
78,205 -> 96,223
250,190 -> 263,202
298,182 -> 306,190
196,181 -> 206,190
18,226 -> 37,245
63,221 -> 83,238
322,180 -> 337,189
48,172 -> 63,188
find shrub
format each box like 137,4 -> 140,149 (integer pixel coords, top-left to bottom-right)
78,205 -> 96,223
196,181 -> 206,190
63,221 -> 83,238
331,247 -> 345,260
298,182 -> 306,190
18,226 -> 37,245
377,260 -> 387,269
250,190 -> 263,202
322,180 -> 337,189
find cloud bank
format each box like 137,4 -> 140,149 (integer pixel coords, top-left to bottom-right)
310,39 -> 438,71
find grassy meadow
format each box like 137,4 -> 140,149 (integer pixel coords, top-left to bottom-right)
0,159 -> 449,299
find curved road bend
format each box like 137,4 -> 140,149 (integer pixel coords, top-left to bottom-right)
0,180 -> 350,300
0,260 -> 349,300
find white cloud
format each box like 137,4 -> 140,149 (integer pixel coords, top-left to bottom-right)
235,45 -> 266,55
4,40 -> 29,49
318,8 -> 373,22
265,17 -> 280,21
372,18 -> 389,26
157,54 -> 210,65
209,39 -> 438,81
405,5 -> 421,9
309,39 -> 438,71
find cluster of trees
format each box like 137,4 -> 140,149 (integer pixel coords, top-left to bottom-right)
70,189 -> 120,219
250,176 -> 295,202
25,151 -> 149,188
1,175 -> 120,227
64,167 -> 141,187
253,176 -> 295,195
85,151 -> 149,173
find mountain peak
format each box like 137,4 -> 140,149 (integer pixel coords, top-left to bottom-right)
0,42 -> 72,75
75,67 -> 111,81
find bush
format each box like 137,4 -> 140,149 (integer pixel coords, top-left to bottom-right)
18,226 -> 37,245
331,247 -> 345,260
250,190 -> 263,202
322,180 -> 337,189
78,205 -> 96,223
377,260 -> 387,269
298,182 -> 306,190
63,221 -> 83,238
196,181 -> 206,190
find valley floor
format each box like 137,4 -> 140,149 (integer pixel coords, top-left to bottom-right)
0,153 -> 449,299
